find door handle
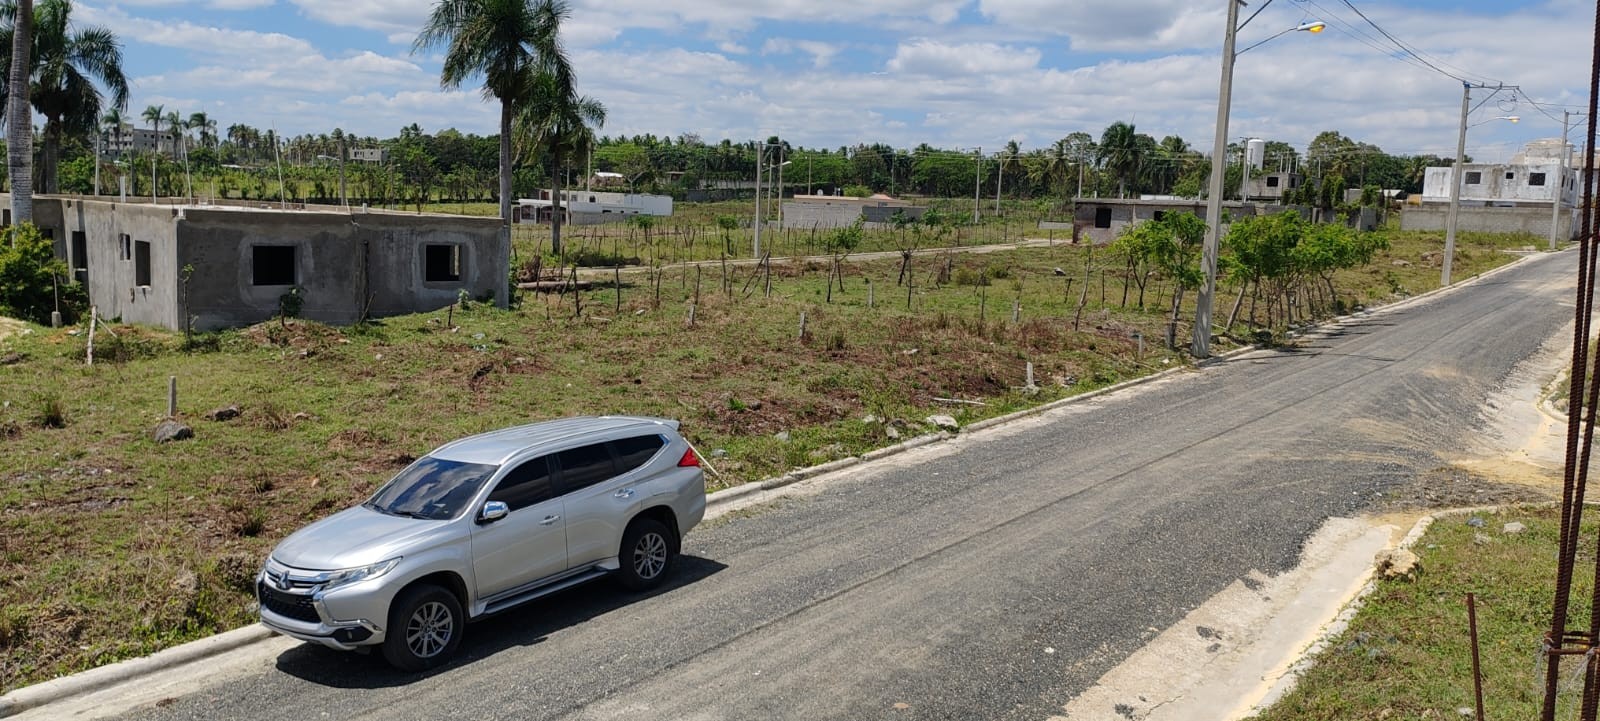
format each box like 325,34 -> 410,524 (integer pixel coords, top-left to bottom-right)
540,515 -> 561,526
613,489 -> 636,499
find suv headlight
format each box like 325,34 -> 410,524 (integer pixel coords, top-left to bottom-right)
321,557 -> 402,592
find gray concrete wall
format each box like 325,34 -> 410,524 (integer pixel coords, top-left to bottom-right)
781,202 -> 863,230
1401,204 -> 1576,239
4,195 -> 504,331
176,207 -> 504,331
0,194 -> 182,327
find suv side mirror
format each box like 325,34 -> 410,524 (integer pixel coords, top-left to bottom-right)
478,501 -> 509,525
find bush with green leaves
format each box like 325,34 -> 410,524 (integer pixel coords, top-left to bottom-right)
0,223 -> 86,324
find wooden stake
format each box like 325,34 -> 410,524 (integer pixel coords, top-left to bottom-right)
167,376 -> 178,419
86,306 -> 97,366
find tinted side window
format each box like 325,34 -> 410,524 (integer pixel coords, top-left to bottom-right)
611,435 -> 666,475
489,457 -> 553,511
555,443 -> 618,492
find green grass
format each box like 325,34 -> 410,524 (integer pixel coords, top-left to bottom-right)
0,229 -> 1532,692
1249,506 -> 1585,720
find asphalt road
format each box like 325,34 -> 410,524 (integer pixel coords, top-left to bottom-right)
124,251 -> 1575,721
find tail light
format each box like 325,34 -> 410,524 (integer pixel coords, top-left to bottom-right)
678,447 -> 701,468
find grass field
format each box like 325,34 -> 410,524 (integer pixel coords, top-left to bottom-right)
1249,505 -> 1583,720
0,228 -> 1540,692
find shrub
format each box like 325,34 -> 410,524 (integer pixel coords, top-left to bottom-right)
0,223 -> 87,324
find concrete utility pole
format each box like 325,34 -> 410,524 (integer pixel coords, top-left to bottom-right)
973,146 -> 982,225
1442,83 -> 1472,287
996,152 -> 1005,214
1551,110 -> 1571,251
1193,0 -> 1241,359
754,142 -> 764,259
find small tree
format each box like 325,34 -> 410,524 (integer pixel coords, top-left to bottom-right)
715,214 -> 739,256
0,223 -> 85,323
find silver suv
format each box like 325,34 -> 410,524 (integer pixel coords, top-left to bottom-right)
256,416 -> 706,670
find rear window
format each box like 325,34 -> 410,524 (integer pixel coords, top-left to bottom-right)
556,443 -> 617,492
611,435 -> 666,475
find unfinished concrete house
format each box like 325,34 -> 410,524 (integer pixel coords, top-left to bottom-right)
4,195 -> 507,331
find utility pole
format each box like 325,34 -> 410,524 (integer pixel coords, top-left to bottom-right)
1551,110 -> 1571,251
995,151 -> 1005,214
973,146 -> 982,225
753,142 -> 764,259
1442,83 -> 1472,287
1193,0 -> 1241,359
777,144 -> 785,229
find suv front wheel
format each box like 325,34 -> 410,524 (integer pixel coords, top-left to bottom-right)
382,584 -> 464,671
617,518 -> 675,591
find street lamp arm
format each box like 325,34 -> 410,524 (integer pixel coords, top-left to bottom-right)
1237,21 -> 1325,55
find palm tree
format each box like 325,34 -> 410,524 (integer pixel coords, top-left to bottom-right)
0,0 -> 128,194
5,0 -> 29,220
188,111 -> 215,149
415,0 -> 573,259
515,67 -> 603,256
1098,121 -> 1144,199
141,103 -> 161,192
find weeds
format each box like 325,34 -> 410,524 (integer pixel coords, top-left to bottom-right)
31,392 -> 66,429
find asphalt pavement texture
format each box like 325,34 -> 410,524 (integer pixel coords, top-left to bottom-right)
123,251 -> 1576,721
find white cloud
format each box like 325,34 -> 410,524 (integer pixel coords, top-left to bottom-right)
886,40 -> 1042,75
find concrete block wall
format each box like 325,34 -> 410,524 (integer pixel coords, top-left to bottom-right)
781,202 -> 863,230
1401,204 -> 1576,239
2,195 -> 505,331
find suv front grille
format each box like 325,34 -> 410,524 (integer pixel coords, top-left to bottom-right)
258,581 -> 321,624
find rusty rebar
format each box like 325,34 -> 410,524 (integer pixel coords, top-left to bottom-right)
1469,593 -> 1486,721
1543,5 -> 1600,718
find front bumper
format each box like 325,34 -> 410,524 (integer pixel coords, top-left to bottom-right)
256,565 -> 391,650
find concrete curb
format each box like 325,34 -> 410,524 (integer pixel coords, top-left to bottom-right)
1251,502 -> 1557,716
0,623 -> 274,718
0,250 -> 1552,718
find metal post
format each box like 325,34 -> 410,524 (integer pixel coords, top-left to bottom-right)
777,145 -> 786,229
1553,110 -> 1572,251
754,142 -> 763,259
167,376 -> 177,419
1442,82 -> 1471,287
1193,0 -> 1241,359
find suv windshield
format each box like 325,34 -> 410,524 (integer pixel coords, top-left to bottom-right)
364,456 -> 500,521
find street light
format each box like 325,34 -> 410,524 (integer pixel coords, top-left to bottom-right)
1441,96 -> 1519,287
1193,3 -> 1325,358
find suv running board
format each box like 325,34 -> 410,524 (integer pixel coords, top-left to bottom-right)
480,567 -> 612,616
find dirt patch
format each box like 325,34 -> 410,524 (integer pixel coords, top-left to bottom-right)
0,317 -> 23,341
1378,465 -> 1555,512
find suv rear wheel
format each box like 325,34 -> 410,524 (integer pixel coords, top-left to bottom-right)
617,518 -> 675,591
382,584 -> 463,671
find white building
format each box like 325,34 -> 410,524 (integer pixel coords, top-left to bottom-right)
1419,139 -> 1583,209
1404,139 -> 1585,239
514,189 -> 673,225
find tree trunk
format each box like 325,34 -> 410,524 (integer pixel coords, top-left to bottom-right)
1225,282 -> 1248,332
498,101 -> 513,268
8,0 -> 33,224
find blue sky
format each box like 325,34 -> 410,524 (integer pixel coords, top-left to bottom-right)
69,0 -> 1591,159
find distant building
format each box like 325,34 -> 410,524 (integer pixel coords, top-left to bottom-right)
103,125 -> 175,156
1242,172 -> 1305,203
350,148 -> 390,164
514,189 -> 674,225
1402,139 -> 1582,239
1071,198 -> 1256,245
589,172 -> 627,189
7,194 -> 505,330
780,194 -> 927,230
